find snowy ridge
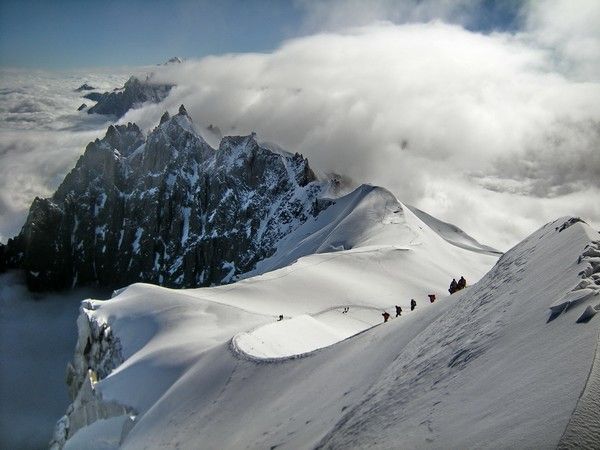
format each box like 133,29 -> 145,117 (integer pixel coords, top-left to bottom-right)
52,189 -> 499,447
53,217 -> 600,449
244,185 -> 494,279
407,205 -> 502,255
537,225 -> 600,447
559,319 -> 600,448
316,218 -> 600,449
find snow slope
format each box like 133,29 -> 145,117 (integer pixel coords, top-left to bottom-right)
54,216 -> 600,449
244,184 -> 499,279
407,205 -> 502,254
51,186 -> 497,447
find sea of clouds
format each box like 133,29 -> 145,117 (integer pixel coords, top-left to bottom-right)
0,68 -> 135,242
1,0 -> 599,250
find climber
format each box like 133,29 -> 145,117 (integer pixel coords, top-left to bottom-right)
88,367 -> 98,384
277,314 -> 284,321
382,311 -> 390,323
395,305 -> 402,317
428,294 -> 436,303
449,278 -> 458,294
411,299 -> 417,311
457,276 -> 467,290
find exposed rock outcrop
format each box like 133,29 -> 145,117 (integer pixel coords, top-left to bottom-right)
75,83 -> 96,92
162,57 -> 183,65
86,76 -> 173,118
50,301 -> 132,449
0,243 -> 5,272
2,106 -> 327,291
83,92 -> 103,102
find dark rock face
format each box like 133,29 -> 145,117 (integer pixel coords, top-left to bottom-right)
75,83 -> 96,92
2,107 -> 325,291
77,103 -> 87,111
83,92 -> 104,102
87,76 -> 173,118
0,243 -> 5,273
162,57 -> 183,65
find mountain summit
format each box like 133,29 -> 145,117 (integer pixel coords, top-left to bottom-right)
2,107 -> 324,291
85,76 -> 173,118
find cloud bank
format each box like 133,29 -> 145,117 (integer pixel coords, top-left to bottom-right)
125,5 -> 599,249
0,68 -> 132,242
1,0 -> 599,250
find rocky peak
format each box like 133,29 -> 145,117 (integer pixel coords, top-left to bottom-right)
75,83 -> 96,92
103,123 -> 144,157
159,111 -> 171,125
1,109 -> 328,291
163,57 -> 183,65
87,76 -> 173,118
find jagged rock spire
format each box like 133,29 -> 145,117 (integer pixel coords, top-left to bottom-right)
1,108 -> 323,291
160,111 -> 171,125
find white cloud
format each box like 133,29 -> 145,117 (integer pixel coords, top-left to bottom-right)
133,19 -> 599,250
1,2 -> 599,251
524,0 -> 600,81
0,68 -> 132,241
295,0 -> 497,33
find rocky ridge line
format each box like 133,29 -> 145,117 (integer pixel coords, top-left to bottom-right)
1,105 -> 329,291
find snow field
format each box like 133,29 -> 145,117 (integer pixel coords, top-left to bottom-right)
54,190 -> 600,449
232,307 -> 385,360
55,188 -> 499,447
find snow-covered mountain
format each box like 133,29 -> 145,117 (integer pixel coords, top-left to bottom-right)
6,94 -> 597,448
2,106 -> 326,291
2,106 -> 497,293
50,216 -> 599,449
161,56 -> 183,65
84,76 -> 173,118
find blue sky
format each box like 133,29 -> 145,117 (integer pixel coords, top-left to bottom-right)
0,0 -> 523,69
0,0 -> 302,68
1,0 -> 599,250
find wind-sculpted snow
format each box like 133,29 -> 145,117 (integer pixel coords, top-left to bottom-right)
407,205 -> 502,255
549,237 -> 600,322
